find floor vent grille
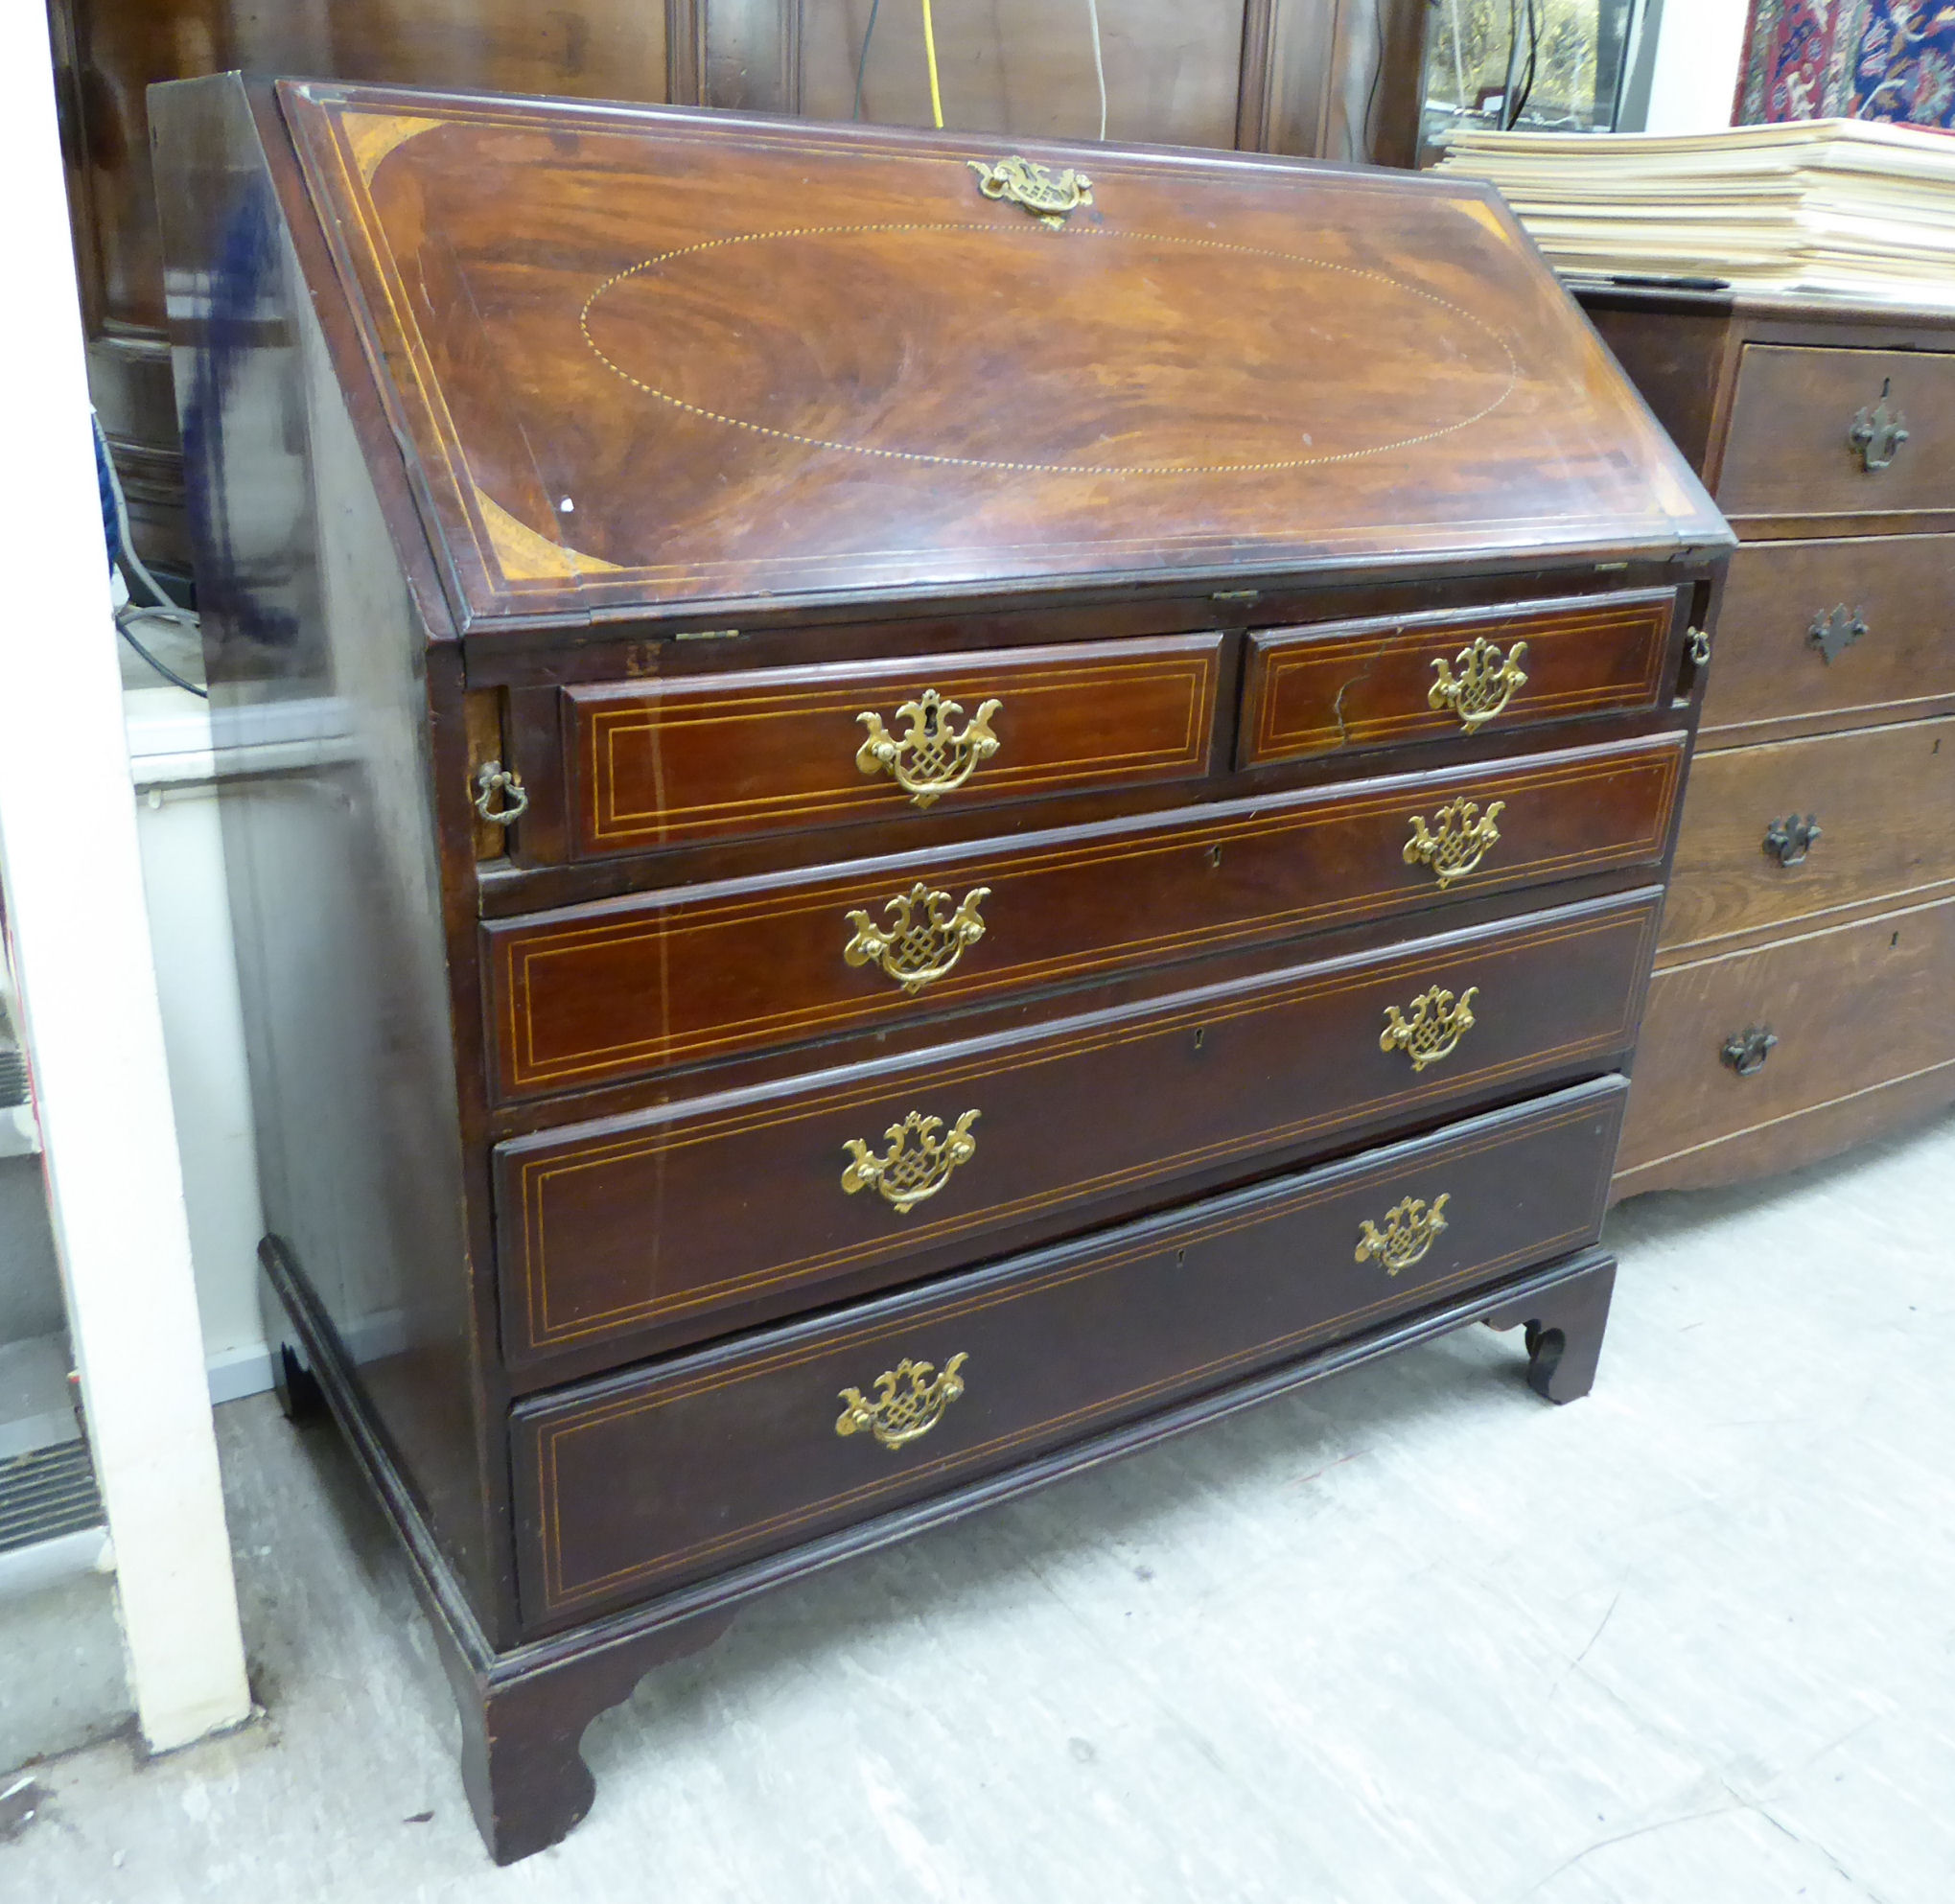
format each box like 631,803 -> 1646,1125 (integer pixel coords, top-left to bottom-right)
0,1442 -> 104,1556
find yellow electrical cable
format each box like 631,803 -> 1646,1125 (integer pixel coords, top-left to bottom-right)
920,0 -> 944,128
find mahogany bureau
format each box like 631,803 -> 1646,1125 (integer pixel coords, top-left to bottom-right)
1578,286 -> 1955,1197
151,76 -> 1730,1862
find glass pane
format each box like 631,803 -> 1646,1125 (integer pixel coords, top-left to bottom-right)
1423,0 -> 1644,147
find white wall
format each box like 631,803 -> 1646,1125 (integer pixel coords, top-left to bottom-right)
1643,0 -> 1751,135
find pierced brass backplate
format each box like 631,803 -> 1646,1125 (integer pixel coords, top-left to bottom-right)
1428,637 -> 1528,731
968,154 -> 1093,225
1354,1194 -> 1451,1275
844,883 -> 990,994
1849,379 -> 1909,472
1403,798 -> 1505,888
1380,985 -> 1479,1071
836,1353 -> 969,1451
841,1109 -> 981,1214
856,689 -> 1003,807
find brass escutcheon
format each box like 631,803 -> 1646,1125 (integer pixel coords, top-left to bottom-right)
968,154 -> 1093,225
1428,636 -> 1528,731
836,1353 -> 969,1450
841,1109 -> 981,1214
843,883 -> 989,994
1849,379 -> 1909,472
856,689 -> 1003,807
1403,797 -> 1505,888
1355,1194 -> 1451,1275
1381,984 -> 1479,1071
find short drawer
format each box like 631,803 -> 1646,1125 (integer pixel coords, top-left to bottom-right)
487,731 -> 1685,1100
1700,534 -> 1955,743
1660,715 -> 1955,955
1717,344 -> 1955,524
512,1076 -> 1627,1625
558,634 -> 1223,856
1239,590 -> 1678,769
1618,893 -> 1955,1181
494,888 -> 1659,1364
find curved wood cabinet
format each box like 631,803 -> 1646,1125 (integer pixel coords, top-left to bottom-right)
153,79 -> 1728,1862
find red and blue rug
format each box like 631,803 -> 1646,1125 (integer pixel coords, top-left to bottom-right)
1735,0 -> 1955,127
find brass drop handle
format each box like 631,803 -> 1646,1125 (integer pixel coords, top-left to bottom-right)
473,760 -> 528,826
836,1353 -> 968,1450
856,689 -> 1003,807
1428,637 -> 1528,731
1763,815 -> 1821,868
843,884 -> 989,994
1380,984 -> 1478,1071
1403,798 -> 1504,888
1849,379 -> 1909,472
1355,1193 -> 1451,1275
1808,605 -> 1868,665
1721,1026 -> 1778,1077
840,1108 -> 980,1214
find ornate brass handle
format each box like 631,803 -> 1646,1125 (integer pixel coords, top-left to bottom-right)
968,155 -> 1093,225
473,760 -> 528,826
836,1353 -> 968,1450
1428,637 -> 1529,732
1404,798 -> 1504,888
1764,815 -> 1821,867
1721,1026 -> 1778,1077
1380,985 -> 1478,1071
843,884 -> 989,994
1355,1194 -> 1451,1275
1808,605 -> 1868,665
841,1109 -> 980,1214
856,689 -> 1003,807
1849,379 -> 1909,472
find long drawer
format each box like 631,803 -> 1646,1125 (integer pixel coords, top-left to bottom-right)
495,889 -> 1660,1365
1701,534 -> 1955,743
1659,715 -> 1955,956
512,1077 -> 1626,1626
487,732 -> 1685,1100
1617,893 -> 1955,1182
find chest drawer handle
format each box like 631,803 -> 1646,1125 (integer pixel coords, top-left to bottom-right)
1849,380 -> 1909,473
836,1353 -> 969,1450
1808,605 -> 1867,665
1721,1026 -> 1778,1077
1428,637 -> 1528,731
1381,984 -> 1479,1071
844,884 -> 990,993
1355,1194 -> 1451,1275
1764,815 -> 1821,867
842,1108 -> 981,1214
473,760 -> 528,826
1403,798 -> 1504,888
856,690 -> 1003,807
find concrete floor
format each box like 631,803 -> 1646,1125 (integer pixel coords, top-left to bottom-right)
8,1106 -> 1953,1902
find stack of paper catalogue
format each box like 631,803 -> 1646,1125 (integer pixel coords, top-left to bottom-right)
1433,119 -> 1955,303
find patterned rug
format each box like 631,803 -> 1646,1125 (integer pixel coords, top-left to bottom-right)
1734,0 -> 1955,128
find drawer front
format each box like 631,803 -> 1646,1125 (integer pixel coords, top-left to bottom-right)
1240,590 -> 1677,768
488,733 -> 1685,1100
495,890 -> 1660,1363
562,635 -> 1223,856
1700,535 -> 1955,742
1618,894 -> 1955,1179
1660,716 -> 1955,955
1717,345 -> 1955,524
513,1078 -> 1628,1625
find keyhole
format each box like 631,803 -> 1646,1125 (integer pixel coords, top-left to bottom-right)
1207,844 -> 1223,869
1175,1249 -> 1186,1268
1935,739 -> 1943,755
1892,931 -> 1901,947
1193,1028 -> 1205,1053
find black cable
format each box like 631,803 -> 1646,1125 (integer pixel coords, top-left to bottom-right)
117,617 -> 209,699
1361,0 -> 1385,158
852,0 -> 883,121
1501,0 -> 1521,128
1509,0 -> 1542,128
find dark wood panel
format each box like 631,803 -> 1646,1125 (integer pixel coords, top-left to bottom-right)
488,733 -> 1686,1100
1659,716 -> 1955,957
563,634 -> 1222,856
512,1076 -> 1626,1623
494,890 -> 1659,1364
1240,589 -> 1677,768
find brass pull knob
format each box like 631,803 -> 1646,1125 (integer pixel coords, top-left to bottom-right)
1808,605 -> 1868,665
1687,626 -> 1712,667
836,1353 -> 968,1450
1403,797 -> 1504,888
1763,815 -> 1821,868
1849,379 -> 1909,472
841,1109 -> 980,1214
1428,637 -> 1528,731
1721,1026 -> 1778,1077
1355,1194 -> 1451,1275
843,884 -> 990,994
1380,985 -> 1479,1071
856,689 -> 1003,807
473,760 -> 528,826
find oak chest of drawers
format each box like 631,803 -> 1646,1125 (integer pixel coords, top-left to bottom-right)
1579,287 -> 1955,1197
152,75 -> 1729,1862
